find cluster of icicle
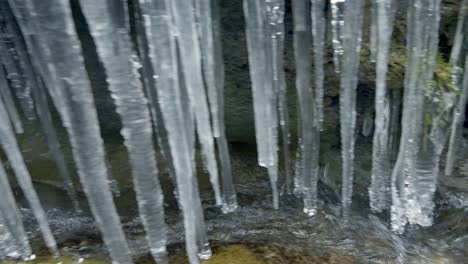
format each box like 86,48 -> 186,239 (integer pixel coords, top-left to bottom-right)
0,0 -> 466,263
0,0 -> 236,263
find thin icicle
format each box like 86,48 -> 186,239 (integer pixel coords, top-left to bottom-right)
339,0 -> 364,213
330,0 -> 345,73
266,0 -> 290,195
369,0 -> 377,63
211,0 -> 238,213
311,0 -> 326,130
0,91 -> 58,257
0,3 -> 35,120
3,0 -> 79,210
130,0 -> 176,182
78,0 -> 168,261
139,0 -> 209,262
391,0 -> 441,233
243,0 -> 280,209
445,0 -> 468,176
194,0 -> 220,138
23,0 -> 133,261
292,0 -> 319,215
0,66 -> 22,133
169,0 -> 222,207
0,159 -> 31,260
369,0 -> 396,213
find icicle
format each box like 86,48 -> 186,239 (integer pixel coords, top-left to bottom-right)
330,0 -> 345,73
243,0 -> 280,209
3,0 -> 79,211
0,3 -> 35,120
339,0 -> 364,213
130,0 -> 176,182
0,90 -> 58,257
0,66 -> 23,133
292,0 -> 319,215
22,0 -> 133,261
445,0 -> 468,176
391,0 -> 441,233
168,0 -> 222,207
311,0 -> 326,130
0,159 -> 31,259
369,0 -> 396,213
369,0 -> 377,63
78,0 -> 168,262
194,0 -> 237,212
266,0 -> 291,195
211,0 -> 238,212
139,0 -> 210,262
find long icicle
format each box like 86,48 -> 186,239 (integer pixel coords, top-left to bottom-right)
212,0 -> 238,212
78,0 -> 168,262
168,0 -> 222,207
22,0 -> 133,261
0,89 -> 58,257
369,0 -> 397,213
0,159 -> 32,260
390,0 -> 441,233
330,0 -> 345,73
4,0 -> 80,210
267,0 -> 290,195
243,0 -> 280,209
130,0 -> 177,183
0,3 -> 35,120
311,0 -> 326,130
139,0 -> 209,262
292,0 -> 319,215
339,0 -> 364,214
194,0 -> 238,213
444,0 -> 468,176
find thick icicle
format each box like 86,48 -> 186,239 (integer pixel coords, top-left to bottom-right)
330,0 -> 345,73
445,0 -> 468,176
0,90 -> 58,257
243,0 -> 280,209
0,66 -> 22,133
168,0 -> 222,207
311,0 -> 326,130
139,0 -> 210,262
23,0 -> 133,262
339,0 -> 364,213
0,159 -> 31,259
212,0 -> 238,212
369,0 -> 397,213
391,0 -> 441,233
78,0 -> 168,262
292,0 -> 319,215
